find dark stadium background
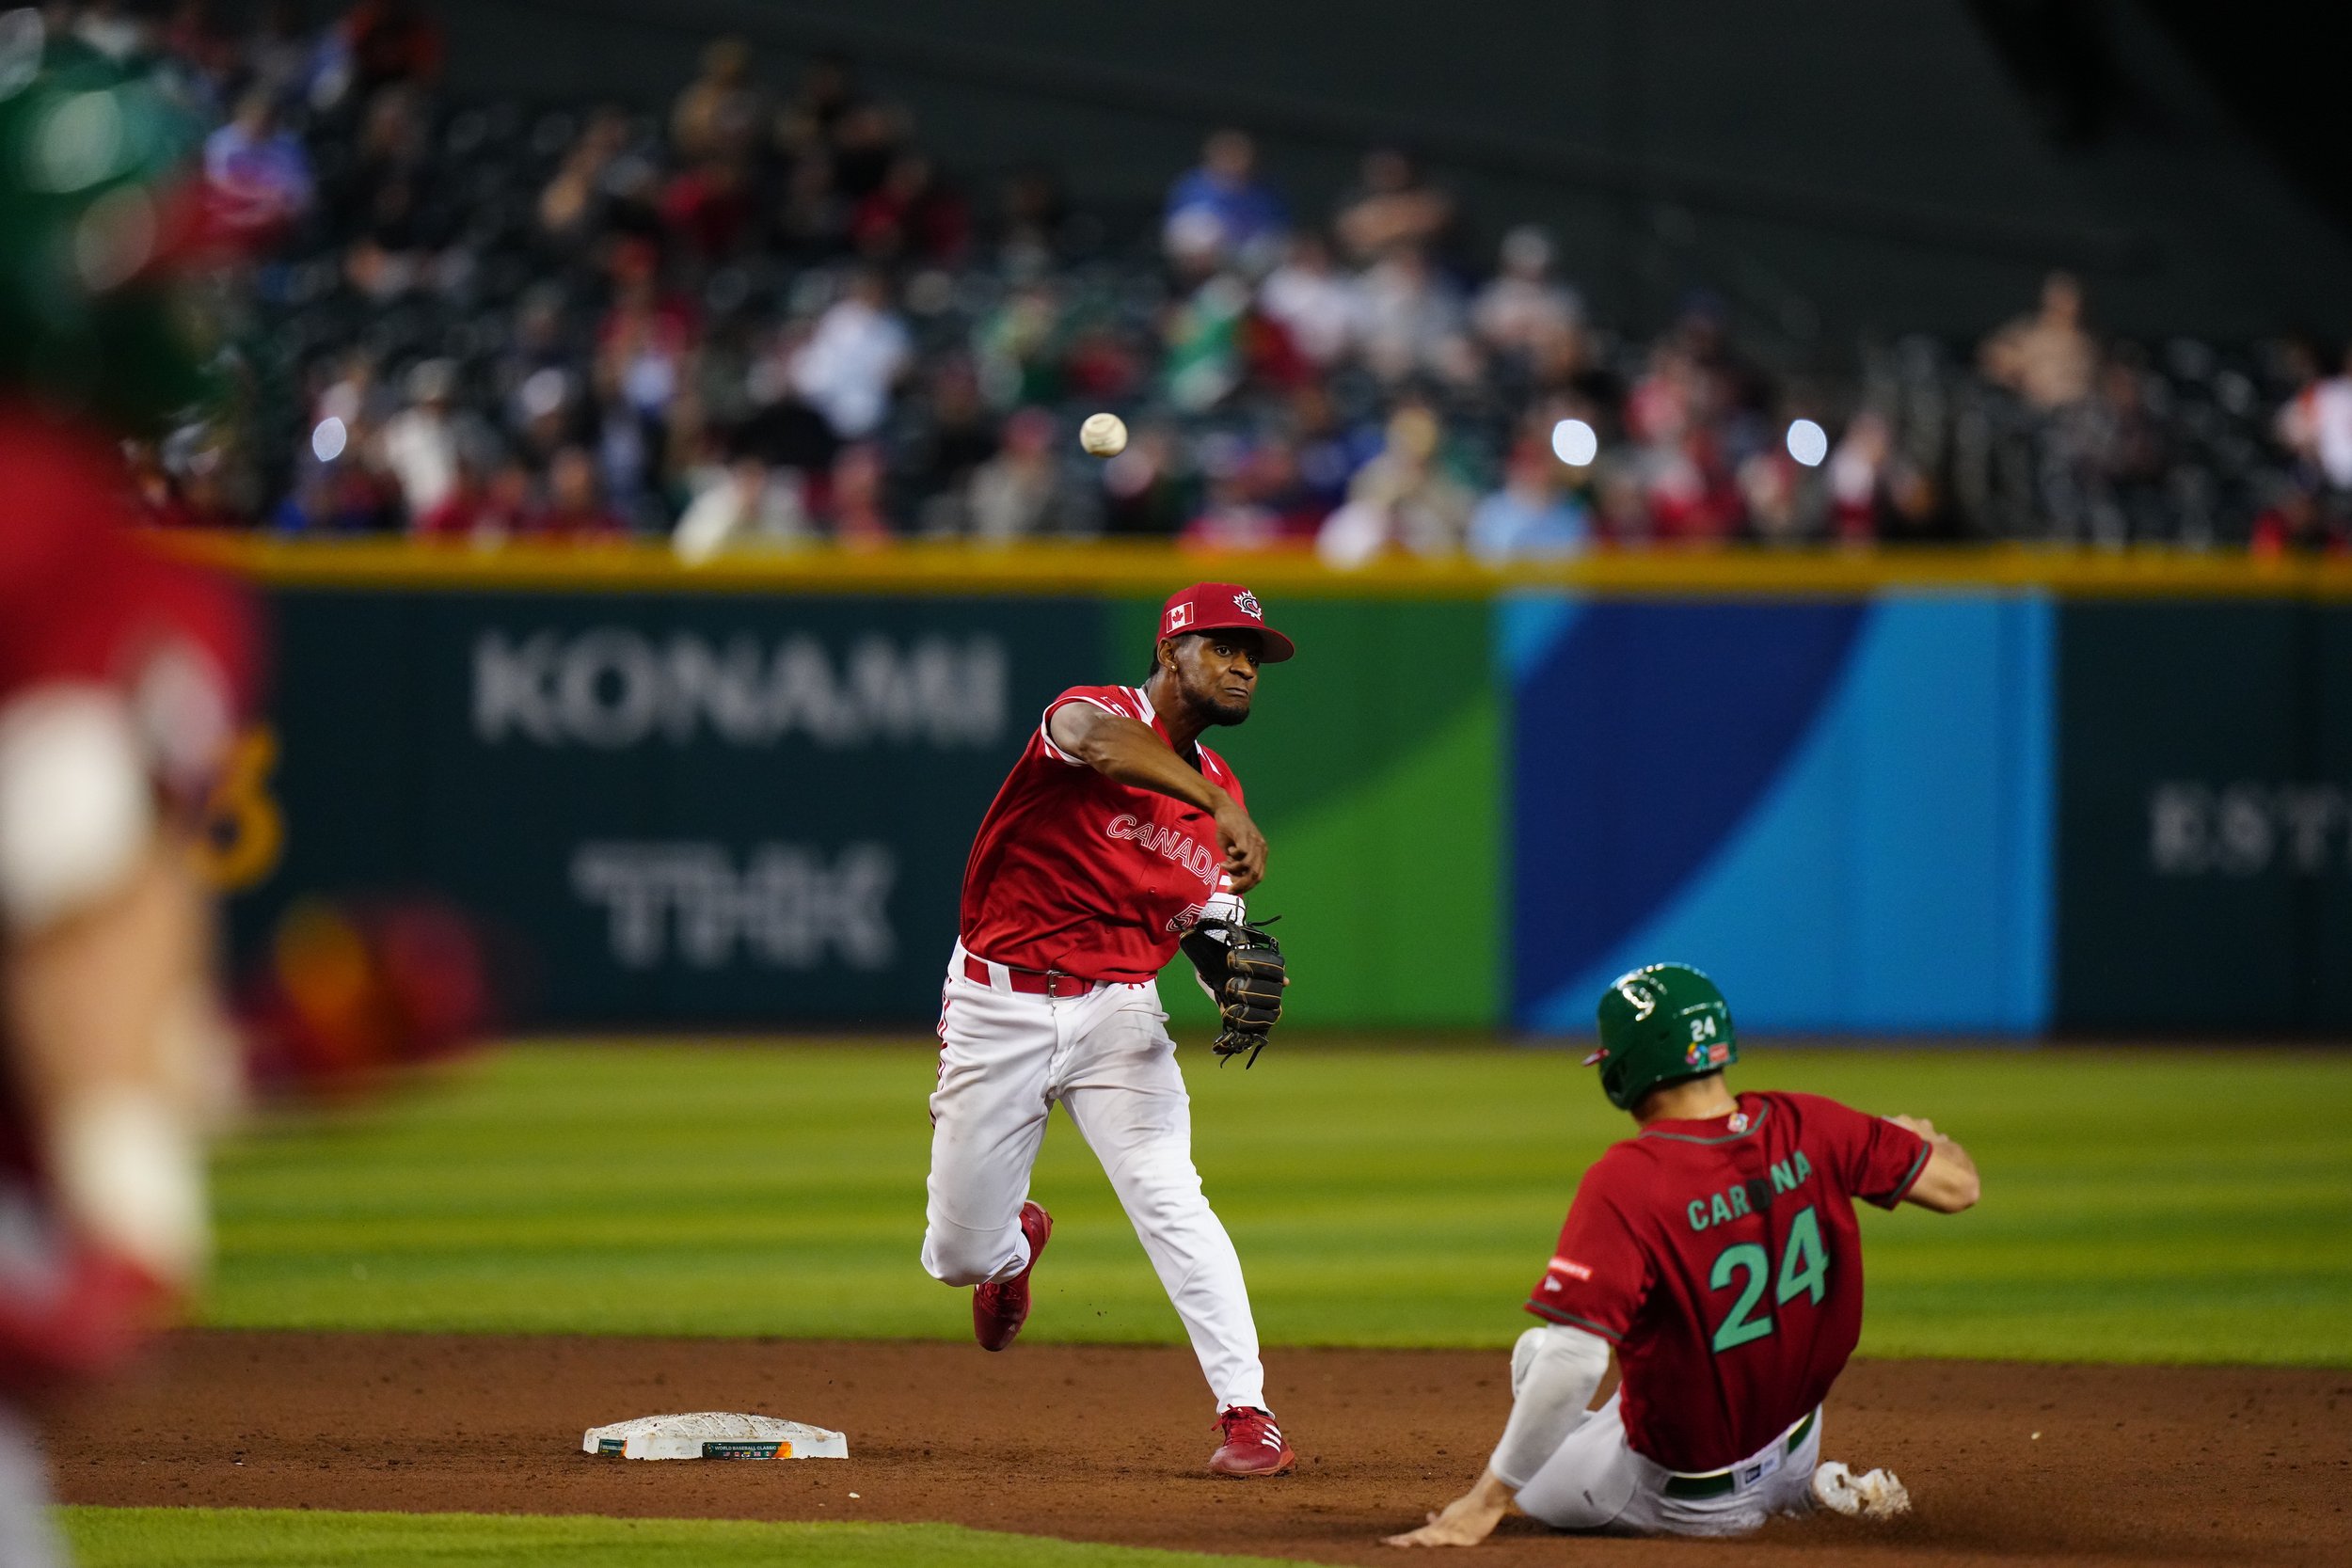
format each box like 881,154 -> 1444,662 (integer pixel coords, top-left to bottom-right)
428,0 -> 2351,339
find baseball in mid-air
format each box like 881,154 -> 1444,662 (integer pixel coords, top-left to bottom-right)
1079,412 -> 1129,457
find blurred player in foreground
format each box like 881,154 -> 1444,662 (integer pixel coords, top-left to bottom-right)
923,582 -> 1297,1477
0,24 -> 261,1564
1388,963 -> 1979,1546
1,25 -> 483,1563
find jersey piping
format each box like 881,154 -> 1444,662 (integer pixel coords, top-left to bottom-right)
1866,1141 -> 1933,1208
1521,1304 -> 1625,1342
1637,1101 -> 1772,1146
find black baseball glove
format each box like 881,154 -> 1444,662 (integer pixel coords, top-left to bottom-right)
1181,916 -> 1285,1068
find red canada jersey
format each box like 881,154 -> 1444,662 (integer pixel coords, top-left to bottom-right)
957,684 -> 1242,983
1525,1091 -> 1930,1472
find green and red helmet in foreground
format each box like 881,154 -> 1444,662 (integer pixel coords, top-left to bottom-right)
0,13 -> 214,434
1585,962 -> 1741,1111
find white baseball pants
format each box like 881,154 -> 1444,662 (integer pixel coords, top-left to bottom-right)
1515,1393 -> 1823,1537
921,944 -> 1267,1413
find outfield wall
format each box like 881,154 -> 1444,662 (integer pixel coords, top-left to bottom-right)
182,542 -> 2352,1036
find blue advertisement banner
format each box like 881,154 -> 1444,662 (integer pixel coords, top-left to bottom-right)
1506,594 -> 2055,1035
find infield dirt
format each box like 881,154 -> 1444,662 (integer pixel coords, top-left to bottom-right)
46,1330 -> 2351,1567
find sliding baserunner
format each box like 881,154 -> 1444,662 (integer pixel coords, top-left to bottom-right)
1389,962 -> 1979,1544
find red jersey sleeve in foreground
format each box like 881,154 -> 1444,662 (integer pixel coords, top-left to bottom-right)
1524,1152 -> 1650,1342
0,420 -> 262,800
1791,1092 -> 1932,1210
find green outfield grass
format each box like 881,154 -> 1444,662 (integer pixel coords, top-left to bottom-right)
203,1041 -> 2352,1364
59,1508 -> 1297,1568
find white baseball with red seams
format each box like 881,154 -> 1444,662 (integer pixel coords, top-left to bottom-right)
920,678 -> 1267,1413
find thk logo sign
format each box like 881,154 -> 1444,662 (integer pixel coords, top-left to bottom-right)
572,842 -> 897,970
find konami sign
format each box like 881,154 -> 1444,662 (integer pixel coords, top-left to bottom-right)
473,629 -> 1007,749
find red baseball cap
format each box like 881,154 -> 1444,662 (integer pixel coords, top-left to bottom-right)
1158,582 -> 1296,662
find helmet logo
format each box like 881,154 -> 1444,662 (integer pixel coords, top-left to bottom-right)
1684,1008 -> 1727,1067
1232,590 -> 1263,620
1615,978 -> 1656,1020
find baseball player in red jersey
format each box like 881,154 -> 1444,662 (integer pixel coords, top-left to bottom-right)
923,582 -> 1300,1477
0,29 -> 262,1563
1387,963 -> 1980,1545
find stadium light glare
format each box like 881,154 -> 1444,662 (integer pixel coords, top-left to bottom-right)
1551,418 -> 1597,467
1787,419 -> 1829,467
311,417 -> 348,463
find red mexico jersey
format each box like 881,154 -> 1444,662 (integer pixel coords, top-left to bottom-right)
0,410 -> 258,722
958,684 -> 1241,983
1,408 -> 258,1176
1525,1091 -> 1930,1472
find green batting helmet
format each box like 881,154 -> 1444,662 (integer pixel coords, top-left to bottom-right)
0,16 -> 214,434
1583,962 -> 1740,1111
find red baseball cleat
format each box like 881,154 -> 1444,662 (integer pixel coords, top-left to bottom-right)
972,1201 -> 1052,1352
1208,1405 -> 1296,1477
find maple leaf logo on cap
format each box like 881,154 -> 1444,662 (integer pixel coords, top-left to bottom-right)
1166,603 -> 1193,633
1232,590 -> 1264,620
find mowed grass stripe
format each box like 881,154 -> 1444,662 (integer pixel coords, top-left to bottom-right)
203,1042 -> 2352,1363
57,1508 -> 1299,1568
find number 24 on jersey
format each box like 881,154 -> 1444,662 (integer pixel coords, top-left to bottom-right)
1707,1205 -> 1829,1354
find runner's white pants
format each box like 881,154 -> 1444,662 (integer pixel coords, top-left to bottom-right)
1515,1393 -> 1823,1537
920,944 -> 1267,1413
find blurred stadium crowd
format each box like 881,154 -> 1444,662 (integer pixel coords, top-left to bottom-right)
102,1 -> 2352,557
